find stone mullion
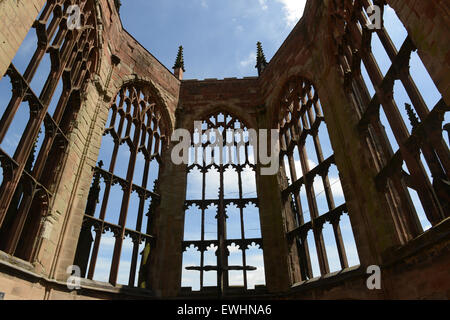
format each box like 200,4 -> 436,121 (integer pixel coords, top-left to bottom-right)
290,98 -> 307,226
349,19 -> 444,225
0,66 -> 64,232
200,163 -> 206,290
286,137 -> 310,280
128,235 -> 141,287
147,130 -> 155,162
237,167 -> 248,290
306,90 -> 335,210
32,36 -> 92,182
67,43 -> 92,94
297,229 -> 313,280
129,111 -> 152,286
361,8 -> 450,177
136,159 -> 151,232
0,1 -> 57,141
87,177 -> 113,280
287,92 -> 313,280
128,159 -> 151,287
376,30 -> 450,176
346,28 -> 423,240
87,93 -> 127,280
109,97 -> 143,285
39,21 -> 84,108
2,12 -> 84,210
287,154 -> 303,228
279,138 -> 303,257
306,89 -> 349,267
297,92 -> 329,276
217,160 -> 228,295
369,109 -> 422,239
0,81 -> 28,145
331,214 -> 349,269
0,3 -> 72,228
365,55 -> 443,225
347,44 -> 412,226
22,2 -> 60,82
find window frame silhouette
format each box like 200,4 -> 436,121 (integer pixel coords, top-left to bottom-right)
279,77 -> 356,281
73,83 -> 168,287
332,0 -> 449,242
182,112 -> 264,295
0,0 -> 99,261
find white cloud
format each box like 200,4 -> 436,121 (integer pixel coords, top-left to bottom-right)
258,0 -> 268,11
240,52 -> 257,68
276,0 -> 307,27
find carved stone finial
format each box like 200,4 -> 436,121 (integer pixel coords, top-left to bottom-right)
255,41 -> 268,76
173,46 -> 185,80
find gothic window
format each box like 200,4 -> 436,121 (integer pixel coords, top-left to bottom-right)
0,0 -> 98,261
279,78 -> 360,280
73,84 -> 167,287
333,0 -> 449,242
182,112 -> 265,295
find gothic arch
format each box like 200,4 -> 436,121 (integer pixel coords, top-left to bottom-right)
181,110 -> 265,294
0,0 -> 101,262
277,75 -> 361,281
180,104 -> 258,132
109,76 -> 175,136
72,79 -> 172,287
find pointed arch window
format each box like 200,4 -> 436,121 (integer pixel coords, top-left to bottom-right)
73,84 -> 168,287
332,0 -> 449,242
0,0 -> 99,261
181,112 -> 266,295
279,78 -> 360,281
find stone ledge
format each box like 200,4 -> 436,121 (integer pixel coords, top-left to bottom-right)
0,250 -> 35,274
383,217 -> 450,267
290,265 -> 364,293
0,252 -> 155,299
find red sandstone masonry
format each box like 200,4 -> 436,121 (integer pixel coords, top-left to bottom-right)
0,0 -> 449,300
0,0 -> 46,77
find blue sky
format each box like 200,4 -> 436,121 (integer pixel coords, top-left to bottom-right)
120,0 -> 306,79
0,0 -> 448,290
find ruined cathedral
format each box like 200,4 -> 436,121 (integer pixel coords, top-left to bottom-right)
0,0 -> 448,300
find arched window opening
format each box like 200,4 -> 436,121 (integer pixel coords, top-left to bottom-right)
279,78 -> 360,282
73,84 -> 168,287
182,112 -> 266,296
332,0 -> 449,242
0,0 -> 98,261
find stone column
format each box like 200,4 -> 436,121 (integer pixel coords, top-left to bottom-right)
254,105 -> 292,293
147,120 -> 187,297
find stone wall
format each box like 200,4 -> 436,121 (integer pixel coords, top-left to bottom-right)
0,0 -> 448,300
